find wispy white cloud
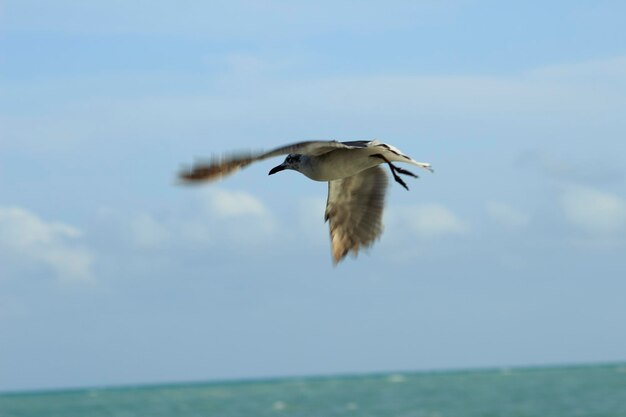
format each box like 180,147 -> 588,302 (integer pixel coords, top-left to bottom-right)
528,56 -> 626,83
158,188 -> 277,247
0,206 -> 95,282
3,1 -> 455,37
129,213 -> 170,248
95,189 -> 278,251
516,150 -> 623,185
390,203 -> 468,239
295,196 -> 328,246
486,201 -> 530,229
203,188 -> 269,219
4,55 -> 625,157
197,188 -> 277,244
560,186 -> 626,238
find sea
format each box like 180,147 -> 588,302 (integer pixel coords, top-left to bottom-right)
1,363 -> 625,417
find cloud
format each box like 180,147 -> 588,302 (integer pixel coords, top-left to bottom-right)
516,151 -> 623,185
296,196 -> 328,244
204,188 -> 269,219
175,188 -> 277,246
0,206 -> 95,282
528,56 -> 626,83
95,189 -> 277,251
3,1 -> 455,37
129,213 -> 170,248
4,55 -> 624,159
391,203 -> 468,239
486,201 -> 530,229
560,187 -> 626,237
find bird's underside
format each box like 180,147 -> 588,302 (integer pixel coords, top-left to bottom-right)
178,140 -> 431,264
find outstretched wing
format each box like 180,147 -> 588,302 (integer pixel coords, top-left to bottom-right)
178,140 -> 371,183
260,140 -> 370,159
324,166 -> 388,264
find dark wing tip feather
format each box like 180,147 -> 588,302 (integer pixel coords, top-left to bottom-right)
177,152 -> 257,183
178,163 -> 225,183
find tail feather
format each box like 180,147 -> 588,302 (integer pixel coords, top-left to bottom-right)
371,142 -> 433,173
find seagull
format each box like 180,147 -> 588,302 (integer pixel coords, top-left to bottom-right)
179,140 -> 432,264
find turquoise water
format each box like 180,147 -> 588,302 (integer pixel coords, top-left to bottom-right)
1,364 -> 625,417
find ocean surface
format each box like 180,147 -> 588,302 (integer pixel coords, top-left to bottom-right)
1,363 -> 625,417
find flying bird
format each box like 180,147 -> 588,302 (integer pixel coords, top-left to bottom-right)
179,140 -> 432,264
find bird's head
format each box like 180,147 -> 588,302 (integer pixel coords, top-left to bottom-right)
268,154 -> 302,175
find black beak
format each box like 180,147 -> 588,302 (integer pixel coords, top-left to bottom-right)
268,164 -> 286,175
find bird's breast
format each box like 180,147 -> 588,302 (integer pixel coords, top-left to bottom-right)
303,150 -> 380,181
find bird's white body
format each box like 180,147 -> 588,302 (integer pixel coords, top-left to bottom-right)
297,145 -> 430,182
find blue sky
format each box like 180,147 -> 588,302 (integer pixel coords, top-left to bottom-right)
1,1 -> 625,392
